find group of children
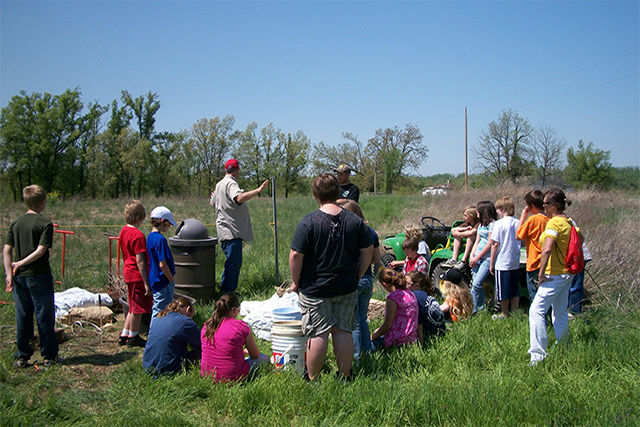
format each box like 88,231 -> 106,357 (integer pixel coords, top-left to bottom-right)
4,183 -> 587,376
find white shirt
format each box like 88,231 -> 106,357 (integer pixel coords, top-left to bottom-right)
490,215 -> 521,271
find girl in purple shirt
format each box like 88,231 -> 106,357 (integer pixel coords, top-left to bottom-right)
371,268 -> 418,348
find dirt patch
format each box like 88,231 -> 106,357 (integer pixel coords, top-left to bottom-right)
1,312 -> 142,389
367,299 -> 386,320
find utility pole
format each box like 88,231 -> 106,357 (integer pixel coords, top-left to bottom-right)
465,107 -> 468,190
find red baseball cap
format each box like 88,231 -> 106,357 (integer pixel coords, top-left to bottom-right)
225,159 -> 240,170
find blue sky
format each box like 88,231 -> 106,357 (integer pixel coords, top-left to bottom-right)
1,1 -> 638,176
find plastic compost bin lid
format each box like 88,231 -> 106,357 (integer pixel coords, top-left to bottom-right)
168,218 -> 218,247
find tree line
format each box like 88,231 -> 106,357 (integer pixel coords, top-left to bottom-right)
1,89 -> 634,202
0,88 -> 431,202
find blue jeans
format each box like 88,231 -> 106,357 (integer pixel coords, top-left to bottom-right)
151,282 -> 175,320
13,274 -> 58,361
220,238 -> 243,293
471,257 -> 491,313
246,353 -> 269,381
352,275 -> 373,360
568,271 -> 585,314
526,270 -> 540,303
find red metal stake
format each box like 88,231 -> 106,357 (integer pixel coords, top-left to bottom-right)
54,229 -> 75,285
104,233 -> 120,276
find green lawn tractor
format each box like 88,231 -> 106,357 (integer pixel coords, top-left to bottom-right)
381,216 -> 470,287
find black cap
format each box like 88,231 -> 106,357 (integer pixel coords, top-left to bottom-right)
440,268 -> 463,285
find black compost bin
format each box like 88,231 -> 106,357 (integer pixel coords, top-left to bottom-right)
168,219 -> 218,302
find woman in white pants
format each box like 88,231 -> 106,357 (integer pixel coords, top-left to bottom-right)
528,188 -> 581,366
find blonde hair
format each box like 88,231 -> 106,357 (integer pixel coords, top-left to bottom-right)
463,205 -> 478,225
442,281 -> 473,321
495,197 -> 515,216
404,225 -> 422,241
124,200 -> 146,225
157,296 -> 193,319
23,185 -> 46,210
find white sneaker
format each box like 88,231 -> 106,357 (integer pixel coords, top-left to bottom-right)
442,258 -> 457,267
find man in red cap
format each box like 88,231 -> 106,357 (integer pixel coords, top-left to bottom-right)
211,159 -> 269,292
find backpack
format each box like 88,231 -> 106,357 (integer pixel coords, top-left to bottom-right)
564,219 -> 584,274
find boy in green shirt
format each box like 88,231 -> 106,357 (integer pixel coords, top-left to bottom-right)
3,185 -> 58,368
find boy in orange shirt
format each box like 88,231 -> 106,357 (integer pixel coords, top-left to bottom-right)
516,190 -> 549,303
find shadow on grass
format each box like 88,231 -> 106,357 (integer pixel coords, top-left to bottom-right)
62,351 -> 137,367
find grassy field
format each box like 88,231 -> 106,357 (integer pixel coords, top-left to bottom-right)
1,189 -> 639,425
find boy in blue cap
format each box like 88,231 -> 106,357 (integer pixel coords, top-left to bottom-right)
147,206 -> 178,320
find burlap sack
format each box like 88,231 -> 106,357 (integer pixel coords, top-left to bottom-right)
63,306 -> 114,325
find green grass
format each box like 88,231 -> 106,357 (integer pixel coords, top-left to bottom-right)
1,191 -> 639,425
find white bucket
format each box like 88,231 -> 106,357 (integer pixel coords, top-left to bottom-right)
272,306 -> 302,322
271,320 -> 307,375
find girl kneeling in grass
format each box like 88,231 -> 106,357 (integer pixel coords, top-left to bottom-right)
201,294 -> 269,383
371,268 -> 418,349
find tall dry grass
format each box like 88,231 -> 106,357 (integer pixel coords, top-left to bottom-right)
376,185 -> 640,311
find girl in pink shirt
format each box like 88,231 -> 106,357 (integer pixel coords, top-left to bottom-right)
200,294 -> 268,383
371,268 -> 418,348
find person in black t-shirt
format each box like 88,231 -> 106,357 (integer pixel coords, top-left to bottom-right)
335,164 -> 360,203
288,174 -> 372,381
4,185 -> 58,368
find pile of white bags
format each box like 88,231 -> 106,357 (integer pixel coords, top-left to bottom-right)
240,291 -> 300,341
54,287 -> 113,319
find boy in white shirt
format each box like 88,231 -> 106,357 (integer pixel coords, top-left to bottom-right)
490,197 -> 521,319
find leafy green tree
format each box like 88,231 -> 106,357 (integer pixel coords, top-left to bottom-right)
149,131 -> 186,197
279,130 -> 310,197
120,91 -> 160,197
365,123 -> 427,194
234,122 -> 278,190
565,140 -> 614,189
121,90 -> 160,141
474,109 -> 533,183
188,115 -> 237,196
0,88 -> 102,199
95,100 -> 134,197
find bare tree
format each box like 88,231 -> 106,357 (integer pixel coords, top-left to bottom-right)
474,109 -> 533,183
365,123 -> 427,194
533,124 -> 566,186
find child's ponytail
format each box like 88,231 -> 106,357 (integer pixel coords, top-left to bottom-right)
204,294 -> 239,343
157,296 -> 193,319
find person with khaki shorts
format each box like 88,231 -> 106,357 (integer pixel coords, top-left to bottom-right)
288,173 -> 373,381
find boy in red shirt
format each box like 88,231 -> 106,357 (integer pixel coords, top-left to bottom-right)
118,200 -> 153,347
390,237 -> 428,276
